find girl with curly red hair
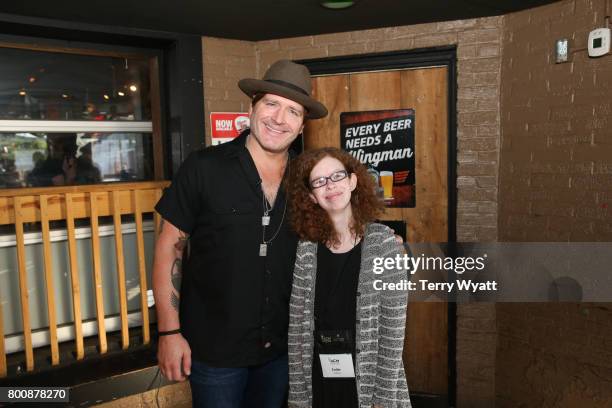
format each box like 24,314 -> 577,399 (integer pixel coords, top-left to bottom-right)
286,147 -> 411,408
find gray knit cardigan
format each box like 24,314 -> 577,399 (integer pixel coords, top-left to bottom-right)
288,223 -> 411,408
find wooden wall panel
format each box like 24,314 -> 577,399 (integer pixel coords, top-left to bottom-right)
13,197 -> 34,371
112,191 -> 130,350
305,75 -> 350,149
399,67 -> 448,243
89,192 -> 108,354
40,195 -> 60,365
349,71 -> 402,111
133,190 -> 150,345
65,193 -> 84,360
0,182 -> 168,225
304,67 -> 450,395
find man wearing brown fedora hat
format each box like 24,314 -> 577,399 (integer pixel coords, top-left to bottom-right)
153,60 -> 327,408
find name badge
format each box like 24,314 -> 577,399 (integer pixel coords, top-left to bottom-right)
318,353 -> 355,378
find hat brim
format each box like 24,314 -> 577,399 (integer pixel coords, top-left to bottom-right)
238,78 -> 328,119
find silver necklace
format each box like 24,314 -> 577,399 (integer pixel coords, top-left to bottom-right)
259,185 -> 287,257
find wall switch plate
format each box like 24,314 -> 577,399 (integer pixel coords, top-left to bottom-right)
588,28 -> 611,57
556,38 -> 569,63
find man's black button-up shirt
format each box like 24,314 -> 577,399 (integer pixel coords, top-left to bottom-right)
155,131 -> 298,367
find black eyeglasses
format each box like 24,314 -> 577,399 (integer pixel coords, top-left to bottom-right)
309,170 -> 349,189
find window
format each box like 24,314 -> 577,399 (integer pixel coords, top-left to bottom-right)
0,45 -> 161,188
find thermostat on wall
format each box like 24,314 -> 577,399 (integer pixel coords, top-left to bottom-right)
588,28 -> 611,57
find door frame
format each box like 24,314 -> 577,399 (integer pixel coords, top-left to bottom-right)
298,46 -> 458,406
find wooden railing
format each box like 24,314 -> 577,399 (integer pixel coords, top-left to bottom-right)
0,181 -> 168,377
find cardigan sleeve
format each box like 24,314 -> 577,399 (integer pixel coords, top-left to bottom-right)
372,226 -> 412,407
287,242 -> 311,407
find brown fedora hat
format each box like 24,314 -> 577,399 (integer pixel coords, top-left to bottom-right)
238,60 -> 328,119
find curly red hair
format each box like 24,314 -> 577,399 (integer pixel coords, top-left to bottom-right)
287,147 -> 384,245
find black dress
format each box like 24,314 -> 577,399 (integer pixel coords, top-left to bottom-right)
312,241 -> 362,408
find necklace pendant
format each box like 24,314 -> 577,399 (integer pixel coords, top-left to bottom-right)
262,215 -> 271,226
259,243 -> 268,257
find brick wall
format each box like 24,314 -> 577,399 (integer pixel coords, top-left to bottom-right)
499,0 -> 612,241
202,37 -> 256,145
498,0 -> 612,405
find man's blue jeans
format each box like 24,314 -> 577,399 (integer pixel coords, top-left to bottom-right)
189,353 -> 288,408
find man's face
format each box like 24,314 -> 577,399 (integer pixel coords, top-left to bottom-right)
248,94 -> 305,154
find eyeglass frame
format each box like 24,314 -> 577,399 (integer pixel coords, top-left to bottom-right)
309,169 -> 351,189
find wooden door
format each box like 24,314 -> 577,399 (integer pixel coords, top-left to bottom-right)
304,67 -> 449,395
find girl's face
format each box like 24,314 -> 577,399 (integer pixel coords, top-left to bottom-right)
308,156 -> 357,215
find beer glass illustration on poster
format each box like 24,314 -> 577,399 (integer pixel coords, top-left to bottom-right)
340,109 -> 415,208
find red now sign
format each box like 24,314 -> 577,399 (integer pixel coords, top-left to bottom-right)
210,112 -> 250,145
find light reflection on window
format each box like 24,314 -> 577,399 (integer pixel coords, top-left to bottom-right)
0,132 -> 153,188
0,47 -> 151,121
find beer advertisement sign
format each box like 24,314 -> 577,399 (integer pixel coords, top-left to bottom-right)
340,109 -> 415,208
210,112 -> 250,145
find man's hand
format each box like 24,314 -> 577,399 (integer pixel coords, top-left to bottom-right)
158,333 -> 192,381
389,228 -> 405,246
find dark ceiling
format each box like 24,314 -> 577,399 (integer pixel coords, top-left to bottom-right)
0,0 -> 561,41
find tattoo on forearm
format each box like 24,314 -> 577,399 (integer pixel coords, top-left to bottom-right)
170,257 -> 182,311
174,233 -> 189,251
169,232 -> 188,312
170,292 -> 180,310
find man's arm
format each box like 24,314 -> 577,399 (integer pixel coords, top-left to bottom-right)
152,219 -> 191,381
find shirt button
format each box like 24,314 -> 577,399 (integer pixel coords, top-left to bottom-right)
264,342 -> 271,348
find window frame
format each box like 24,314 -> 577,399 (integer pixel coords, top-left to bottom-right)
0,40 -> 165,190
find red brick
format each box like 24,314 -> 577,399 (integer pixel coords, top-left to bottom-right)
256,39 -> 279,51
458,213 -> 497,226
328,42 -> 374,57
458,163 -> 498,176
472,71 -> 501,86
384,23 -> 438,39
372,38 -> 414,52
290,47 -> 327,60
572,145 -> 612,162
349,28 -> 386,42
458,111 -> 498,126
413,33 -> 458,48
458,187 -> 498,201
458,29 -> 501,44
457,44 -> 478,60
459,138 -> 498,151
436,19 -> 480,32
475,176 -> 497,187
279,36 -> 313,48
460,86 -> 499,100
